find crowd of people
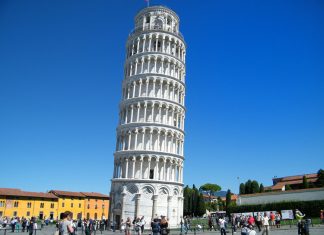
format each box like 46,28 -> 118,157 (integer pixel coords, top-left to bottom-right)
119,215 -> 169,235
0,216 -> 38,235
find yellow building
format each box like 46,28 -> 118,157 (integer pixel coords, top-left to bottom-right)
49,190 -> 86,220
0,188 -> 110,220
81,192 -> 109,220
0,188 -> 58,219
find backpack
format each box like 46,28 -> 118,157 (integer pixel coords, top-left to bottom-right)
152,222 -> 160,233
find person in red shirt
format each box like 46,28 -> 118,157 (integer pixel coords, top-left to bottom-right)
270,212 -> 276,228
248,216 -> 255,226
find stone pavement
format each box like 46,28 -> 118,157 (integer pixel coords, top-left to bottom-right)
1,226 -> 324,235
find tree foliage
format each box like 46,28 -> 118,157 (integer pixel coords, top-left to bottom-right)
183,185 -> 206,216
317,169 -> 324,187
239,183 -> 245,195
199,183 -> 221,193
240,179 -> 264,195
302,175 -> 309,189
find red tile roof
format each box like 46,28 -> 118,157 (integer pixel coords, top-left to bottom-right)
0,188 -> 57,199
81,192 -> 110,199
49,190 -> 85,197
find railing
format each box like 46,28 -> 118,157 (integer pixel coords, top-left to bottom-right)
129,25 -> 184,39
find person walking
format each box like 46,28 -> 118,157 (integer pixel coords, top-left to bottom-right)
261,213 -> 270,235
151,218 -> 160,235
140,216 -> 146,234
218,216 -> 226,235
275,213 -> 281,228
125,217 -> 132,235
59,211 -> 74,235
22,218 -> 27,232
11,217 -> 17,232
134,218 -> 142,235
28,217 -> 36,235
160,216 -> 169,235
295,209 -> 305,235
255,213 -> 262,232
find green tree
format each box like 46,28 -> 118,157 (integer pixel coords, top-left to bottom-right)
317,169 -> 324,187
225,189 -> 232,212
199,183 -> 221,194
251,180 -> 260,193
259,184 -> 265,193
303,175 -> 309,189
239,183 -> 245,195
245,180 -> 252,194
285,184 -> 292,190
196,193 -> 206,216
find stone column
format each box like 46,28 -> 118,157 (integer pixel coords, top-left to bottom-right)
167,196 -> 172,220
135,193 -> 141,218
152,195 -> 158,219
139,157 -> 143,179
130,105 -> 134,123
121,189 -> 127,221
132,158 -> 136,178
147,158 -> 151,179
136,104 -> 140,122
125,159 -> 129,178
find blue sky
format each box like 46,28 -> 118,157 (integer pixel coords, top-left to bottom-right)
0,0 -> 323,194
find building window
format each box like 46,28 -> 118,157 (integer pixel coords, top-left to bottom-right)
14,201 -> 19,207
149,169 -> 154,179
50,203 -> 54,208
13,211 -> 17,216
62,203 -> 65,208
87,205 -> 90,209
0,211 -> 3,217
102,205 -> 105,209
94,213 -> 97,220
71,203 -> 73,208
27,202 -> 32,208
145,16 -> 150,24
95,205 -> 97,209
27,211 -> 30,217
0,201 -> 5,207
79,203 -> 81,208
40,203 -> 44,208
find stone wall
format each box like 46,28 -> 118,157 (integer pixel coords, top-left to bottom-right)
237,188 -> 324,205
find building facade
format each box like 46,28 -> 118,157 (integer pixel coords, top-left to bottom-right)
0,188 -> 109,220
109,5 -> 186,228
237,187 -> 324,205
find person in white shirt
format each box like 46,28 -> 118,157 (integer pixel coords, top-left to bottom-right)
249,225 -> 257,235
262,213 -> 270,235
218,216 -> 226,235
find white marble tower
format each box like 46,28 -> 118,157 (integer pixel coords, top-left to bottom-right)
109,5 -> 186,228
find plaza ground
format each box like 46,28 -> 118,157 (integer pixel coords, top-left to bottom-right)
1,225 -> 324,235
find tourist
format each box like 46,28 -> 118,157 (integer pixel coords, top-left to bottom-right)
140,216 -> 146,234
295,209 -> 305,235
275,212 -> 281,228
269,212 -> 275,228
320,210 -> 324,224
28,217 -> 37,235
218,216 -> 226,235
261,213 -> 270,235
255,213 -> 262,232
125,217 -> 132,235
208,216 -> 213,231
134,218 -> 142,235
22,217 -> 27,232
11,217 -> 17,232
160,216 -> 169,235
59,211 -> 74,235
248,215 -> 255,226
249,225 -> 257,235
241,223 -> 250,235
151,218 -> 160,235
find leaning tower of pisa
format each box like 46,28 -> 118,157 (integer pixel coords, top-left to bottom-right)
109,5 -> 186,228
